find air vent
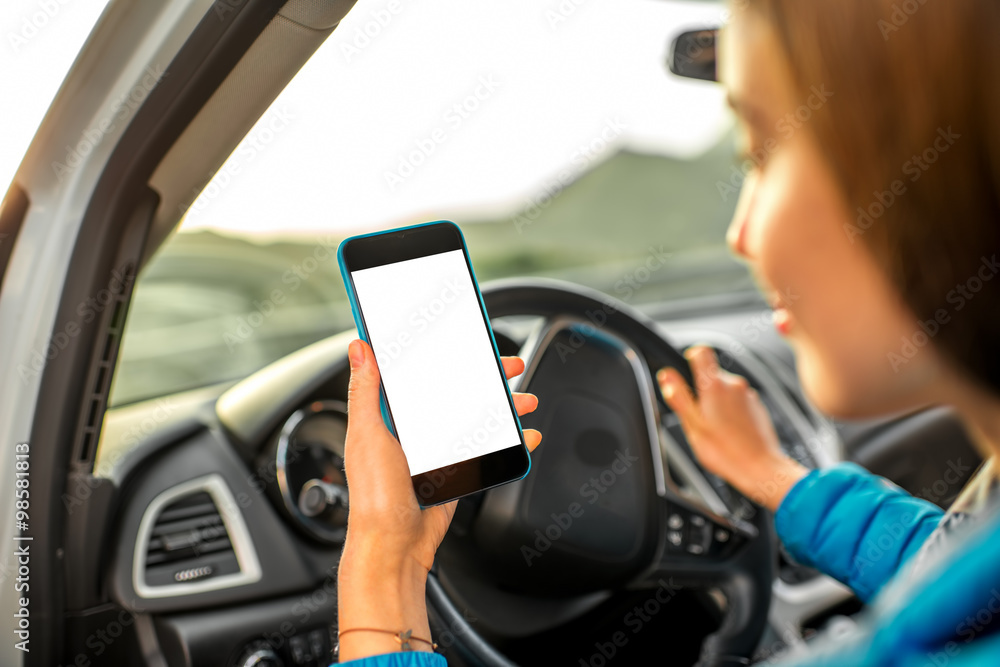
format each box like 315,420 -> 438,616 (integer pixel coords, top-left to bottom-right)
144,491 -> 237,586
74,264 -> 133,464
134,475 -> 261,598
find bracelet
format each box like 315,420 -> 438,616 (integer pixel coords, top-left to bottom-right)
337,627 -> 438,651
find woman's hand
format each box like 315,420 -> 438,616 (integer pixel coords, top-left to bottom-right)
337,339 -> 542,661
657,345 -> 807,512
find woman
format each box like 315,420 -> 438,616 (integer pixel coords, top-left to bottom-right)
335,0 -> 1000,664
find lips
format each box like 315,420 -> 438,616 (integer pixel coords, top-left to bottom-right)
770,293 -> 793,336
772,306 -> 793,335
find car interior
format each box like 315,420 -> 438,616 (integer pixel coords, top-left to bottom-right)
0,0 -> 984,666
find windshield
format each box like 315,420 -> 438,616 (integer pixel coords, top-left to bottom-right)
111,0 -> 748,407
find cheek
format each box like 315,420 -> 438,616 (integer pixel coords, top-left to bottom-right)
748,144 -> 939,418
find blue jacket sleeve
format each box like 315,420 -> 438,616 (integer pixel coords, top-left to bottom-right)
782,631 -> 1000,667
774,462 -> 943,602
334,652 -> 447,667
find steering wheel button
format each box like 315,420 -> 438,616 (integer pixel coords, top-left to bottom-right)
690,515 -> 706,528
667,513 -> 684,530
687,543 -> 705,555
667,530 -> 683,547
289,634 -> 309,663
715,529 -> 730,543
307,629 -> 327,660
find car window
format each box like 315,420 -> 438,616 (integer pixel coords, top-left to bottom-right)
110,0 -> 746,408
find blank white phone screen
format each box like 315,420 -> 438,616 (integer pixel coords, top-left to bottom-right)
351,249 -> 521,476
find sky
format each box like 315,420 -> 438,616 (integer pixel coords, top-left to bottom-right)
1,0 -> 733,240
1,0 -> 111,195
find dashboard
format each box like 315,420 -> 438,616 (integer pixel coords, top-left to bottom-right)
91,290 -> 979,667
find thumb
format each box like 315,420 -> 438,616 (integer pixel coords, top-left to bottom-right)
346,339 -> 387,439
344,340 -> 414,505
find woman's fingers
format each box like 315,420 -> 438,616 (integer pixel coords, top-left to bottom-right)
503,358 -> 538,419
502,356 -> 526,380
684,345 -> 721,393
657,367 -> 701,433
512,392 -> 538,416
506,371 -> 540,450
524,428 -> 543,452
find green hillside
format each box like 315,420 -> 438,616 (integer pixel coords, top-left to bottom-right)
114,133 -> 751,405
461,133 -> 741,277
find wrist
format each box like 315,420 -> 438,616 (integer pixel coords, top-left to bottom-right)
337,537 -> 433,661
739,455 -> 808,512
340,529 -> 427,577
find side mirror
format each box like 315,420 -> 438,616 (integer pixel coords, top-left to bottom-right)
668,29 -> 719,82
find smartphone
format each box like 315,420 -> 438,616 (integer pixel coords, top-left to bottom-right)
338,221 -> 532,507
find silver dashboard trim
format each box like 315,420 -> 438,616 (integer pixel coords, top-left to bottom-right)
769,575 -> 856,650
274,399 -> 349,544
133,474 -> 262,599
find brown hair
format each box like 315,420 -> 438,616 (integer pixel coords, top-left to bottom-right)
747,0 -> 1000,393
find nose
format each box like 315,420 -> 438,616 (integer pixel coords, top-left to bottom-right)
726,173 -> 757,259
727,209 -> 749,258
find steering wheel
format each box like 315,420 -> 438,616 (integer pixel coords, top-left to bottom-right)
428,279 -> 775,667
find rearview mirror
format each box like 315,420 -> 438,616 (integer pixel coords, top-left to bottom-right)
668,29 -> 719,82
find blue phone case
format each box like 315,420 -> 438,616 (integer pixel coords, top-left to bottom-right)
337,220 -> 531,506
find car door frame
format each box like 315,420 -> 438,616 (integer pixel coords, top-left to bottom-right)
0,1 -> 296,664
